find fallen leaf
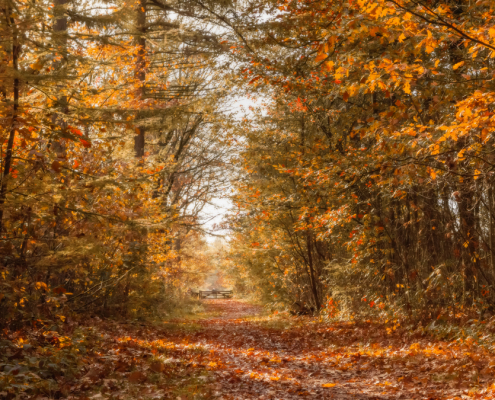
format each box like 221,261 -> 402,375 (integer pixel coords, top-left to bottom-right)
128,371 -> 147,384
150,361 -> 165,373
51,160 -> 62,172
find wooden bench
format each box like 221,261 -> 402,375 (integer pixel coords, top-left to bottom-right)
190,290 -> 233,299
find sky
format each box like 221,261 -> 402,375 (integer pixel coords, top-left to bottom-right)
200,95 -> 259,242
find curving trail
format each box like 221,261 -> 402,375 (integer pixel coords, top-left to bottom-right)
180,300 -> 495,399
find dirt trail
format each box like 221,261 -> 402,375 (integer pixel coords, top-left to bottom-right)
181,300 -> 495,399
48,300 -> 494,399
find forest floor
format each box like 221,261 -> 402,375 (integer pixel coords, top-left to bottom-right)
3,300 -> 495,399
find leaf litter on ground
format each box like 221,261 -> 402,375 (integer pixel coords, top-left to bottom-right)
3,300 -> 495,399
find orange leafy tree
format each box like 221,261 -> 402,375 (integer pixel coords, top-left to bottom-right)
0,0 -> 230,326
223,0 -> 495,318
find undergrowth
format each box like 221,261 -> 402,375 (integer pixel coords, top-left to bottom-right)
0,298 -> 213,399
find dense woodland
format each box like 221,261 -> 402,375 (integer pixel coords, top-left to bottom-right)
226,0 -> 495,321
0,0 -> 234,325
2,0 -> 495,397
2,0 -> 495,323
2,0 -> 495,322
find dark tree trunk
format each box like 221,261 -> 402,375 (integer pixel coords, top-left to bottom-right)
306,231 -> 321,311
0,6 -> 19,234
134,0 -> 147,158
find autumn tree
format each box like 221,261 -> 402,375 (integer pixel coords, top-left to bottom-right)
0,0 -> 233,327
223,0 -> 495,318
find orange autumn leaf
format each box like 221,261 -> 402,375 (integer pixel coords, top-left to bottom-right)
315,52 -> 327,62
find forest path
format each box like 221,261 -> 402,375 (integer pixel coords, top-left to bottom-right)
66,300 -> 495,400
180,300 -> 491,399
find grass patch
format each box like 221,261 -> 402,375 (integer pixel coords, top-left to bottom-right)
171,371 -> 216,399
244,312 -> 298,330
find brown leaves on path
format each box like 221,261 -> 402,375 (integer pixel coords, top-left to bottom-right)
6,300 -> 495,399
173,300 -> 495,399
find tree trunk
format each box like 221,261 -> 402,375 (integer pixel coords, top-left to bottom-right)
134,0 -> 146,158
306,231 -> 320,311
0,6 -> 19,234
